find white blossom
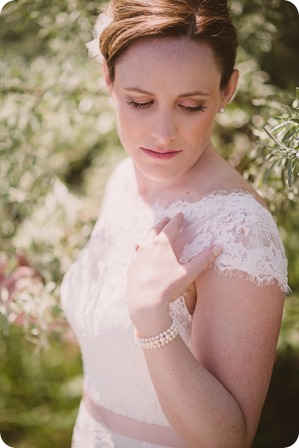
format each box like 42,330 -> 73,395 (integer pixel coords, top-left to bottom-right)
85,12 -> 113,63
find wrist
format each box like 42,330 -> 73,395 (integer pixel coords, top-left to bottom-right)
130,306 -> 172,339
134,319 -> 178,349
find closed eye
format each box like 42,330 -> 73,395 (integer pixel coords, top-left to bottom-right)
127,100 -> 153,109
126,100 -> 207,113
180,105 -> 207,113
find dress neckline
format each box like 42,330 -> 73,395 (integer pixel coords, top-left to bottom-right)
135,189 -> 270,214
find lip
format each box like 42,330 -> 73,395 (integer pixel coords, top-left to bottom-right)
141,147 -> 182,160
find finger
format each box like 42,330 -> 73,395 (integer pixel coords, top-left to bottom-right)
159,213 -> 184,243
148,216 -> 171,238
186,244 -> 223,280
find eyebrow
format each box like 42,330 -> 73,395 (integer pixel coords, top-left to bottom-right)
123,87 -> 211,97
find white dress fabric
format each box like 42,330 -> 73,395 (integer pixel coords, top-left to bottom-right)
60,158 -> 289,448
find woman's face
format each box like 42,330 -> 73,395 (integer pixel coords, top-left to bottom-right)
106,36 -> 237,185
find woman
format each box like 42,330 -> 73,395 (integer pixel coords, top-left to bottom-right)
61,1 -> 289,447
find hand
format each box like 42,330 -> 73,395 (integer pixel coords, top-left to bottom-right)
126,213 -> 222,333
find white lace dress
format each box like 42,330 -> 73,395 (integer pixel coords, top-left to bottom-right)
60,159 -> 289,448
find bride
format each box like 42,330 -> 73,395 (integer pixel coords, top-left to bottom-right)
61,1 -> 289,447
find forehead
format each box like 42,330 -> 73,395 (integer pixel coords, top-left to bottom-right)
114,36 -> 221,92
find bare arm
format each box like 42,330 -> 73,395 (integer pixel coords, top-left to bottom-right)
126,214 -> 285,448
142,274 -> 284,448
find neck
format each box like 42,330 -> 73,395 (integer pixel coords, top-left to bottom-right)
131,144 -> 219,205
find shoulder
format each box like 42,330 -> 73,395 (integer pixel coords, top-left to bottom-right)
178,190 -> 276,241
199,190 -> 277,239
192,189 -> 268,214
178,191 -> 289,293
199,190 -> 282,247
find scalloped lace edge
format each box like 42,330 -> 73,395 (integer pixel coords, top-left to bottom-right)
212,265 -> 291,294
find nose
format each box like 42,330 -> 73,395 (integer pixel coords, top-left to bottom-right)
150,108 -> 176,146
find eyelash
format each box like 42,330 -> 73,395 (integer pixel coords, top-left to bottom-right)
126,100 -> 207,113
127,100 -> 152,110
182,105 -> 207,113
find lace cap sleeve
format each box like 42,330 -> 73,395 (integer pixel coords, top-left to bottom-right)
179,192 -> 289,293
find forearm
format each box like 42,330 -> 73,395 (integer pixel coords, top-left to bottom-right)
143,333 -> 249,448
126,217 -> 249,445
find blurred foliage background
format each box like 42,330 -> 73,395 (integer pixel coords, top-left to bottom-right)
0,0 -> 298,447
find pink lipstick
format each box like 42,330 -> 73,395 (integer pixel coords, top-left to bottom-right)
141,147 -> 182,160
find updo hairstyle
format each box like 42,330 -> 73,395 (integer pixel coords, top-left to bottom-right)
99,0 -> 238,89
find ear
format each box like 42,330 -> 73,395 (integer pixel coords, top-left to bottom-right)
220,69 -> 239,107
102,59 -> 113,95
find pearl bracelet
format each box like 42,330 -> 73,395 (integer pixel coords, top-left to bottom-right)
134,320 -> 178,349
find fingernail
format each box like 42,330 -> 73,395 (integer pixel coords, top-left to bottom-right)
212,245 -> 223,257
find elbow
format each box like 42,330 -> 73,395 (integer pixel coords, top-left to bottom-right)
186,433 -> 251,448
181,417 -> 253,448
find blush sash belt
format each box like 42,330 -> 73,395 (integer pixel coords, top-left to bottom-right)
83,390 -> 187,448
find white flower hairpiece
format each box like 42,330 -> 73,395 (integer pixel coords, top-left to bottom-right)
85,12 -> 113,63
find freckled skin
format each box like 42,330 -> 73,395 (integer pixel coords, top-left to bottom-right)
100,34 -> 286,448
105,36 -> 240,201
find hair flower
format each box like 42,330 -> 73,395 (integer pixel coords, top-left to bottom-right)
85,12 -> 113,63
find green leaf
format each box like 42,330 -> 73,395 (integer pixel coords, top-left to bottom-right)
257,142 -> 275,151
262,158 -> 280,182
262,126 -> 282,146
282,127 -> 298,143
292,158 -> 298,173
271,122 -> 288,134
287,159 -> 293,188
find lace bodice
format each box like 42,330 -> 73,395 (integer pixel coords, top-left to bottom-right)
60,158 -> 289,443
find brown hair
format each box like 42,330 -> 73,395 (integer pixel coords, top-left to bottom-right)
100,0 -> 238,89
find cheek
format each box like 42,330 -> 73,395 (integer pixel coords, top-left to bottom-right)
115,107 -> 130,134
116,104 -> 133,127
115,109 -> 140,150
197,110 -> 217,132
117,108 -> 147,140
185,115 -> 214,140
